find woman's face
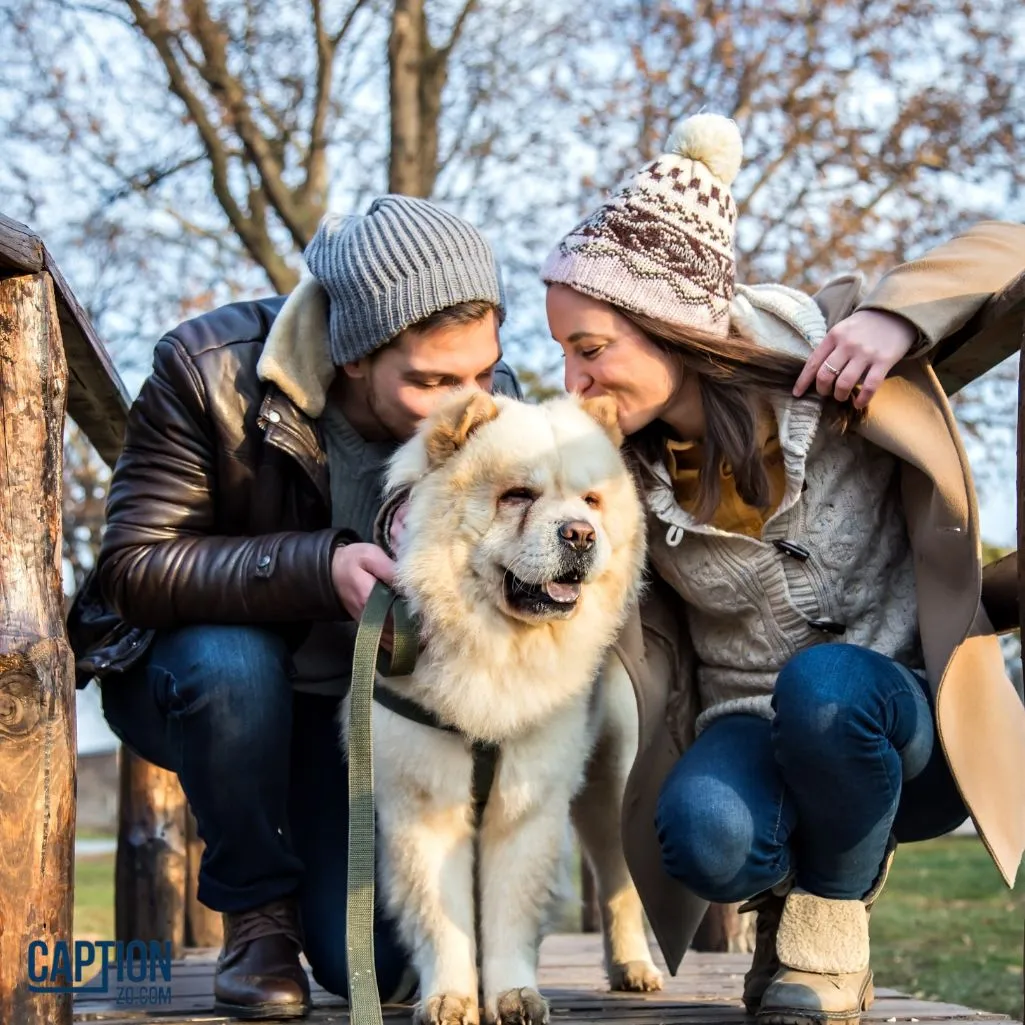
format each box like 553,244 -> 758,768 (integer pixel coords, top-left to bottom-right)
546,284 -> 684,437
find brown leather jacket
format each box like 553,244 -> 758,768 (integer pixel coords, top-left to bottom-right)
67,295 -> 522,688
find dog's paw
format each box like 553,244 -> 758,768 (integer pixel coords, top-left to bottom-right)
608,960 -> 663,993
415,993 -> 480,1025
490,987 -> 549,1025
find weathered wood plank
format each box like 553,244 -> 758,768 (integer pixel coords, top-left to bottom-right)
72,937 -> 1021,1025
934,269 -> 1025,394
44,250 -> 131,468
1020,339 -> 1025,645
0,214 -> 130,467
981,551 -> 1019,634
0,212 -> 45,274
0,272 -> 77,1025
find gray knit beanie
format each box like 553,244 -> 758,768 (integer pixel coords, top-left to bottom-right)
303,195 -> 506,365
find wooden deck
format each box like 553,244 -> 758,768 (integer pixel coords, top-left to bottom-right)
72,933 -> 1020,1025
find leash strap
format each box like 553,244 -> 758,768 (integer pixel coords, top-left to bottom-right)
346,580 -> 500,1025
346,580 -> 416,1025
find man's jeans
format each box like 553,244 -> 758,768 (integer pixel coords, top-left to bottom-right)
100,624 -> 411,1000
655,644 -> 969,903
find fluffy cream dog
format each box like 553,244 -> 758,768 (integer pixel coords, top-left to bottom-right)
342,389 -> 662,1025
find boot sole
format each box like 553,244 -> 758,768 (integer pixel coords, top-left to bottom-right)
213,998 -> 311,1020
756,977 -> 874,1025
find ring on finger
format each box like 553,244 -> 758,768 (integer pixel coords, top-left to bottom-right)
823,361 -> 842,376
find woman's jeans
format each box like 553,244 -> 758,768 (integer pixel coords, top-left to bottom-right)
99,624 -> 411,1000
655,643 -> 969,903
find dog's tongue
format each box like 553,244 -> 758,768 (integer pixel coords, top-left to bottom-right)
543,580 -> 581,603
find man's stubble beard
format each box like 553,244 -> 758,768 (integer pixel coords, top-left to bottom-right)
365,370 -> 415,443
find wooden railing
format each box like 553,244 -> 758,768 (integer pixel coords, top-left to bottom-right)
1,212 -> 1022,1024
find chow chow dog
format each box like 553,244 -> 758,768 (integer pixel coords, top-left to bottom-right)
342,390 -> 662,1025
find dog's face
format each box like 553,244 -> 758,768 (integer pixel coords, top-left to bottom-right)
386,390 -> 645,631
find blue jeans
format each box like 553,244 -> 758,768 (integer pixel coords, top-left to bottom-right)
100,624 -> 412,1000
655,644 -> 968,902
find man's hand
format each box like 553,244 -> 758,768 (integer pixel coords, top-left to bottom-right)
331,542 -> 397,621
793,309 -> 919,409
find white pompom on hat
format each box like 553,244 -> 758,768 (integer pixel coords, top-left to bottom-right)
541,112 -> 744,338
666,112 -> 744,185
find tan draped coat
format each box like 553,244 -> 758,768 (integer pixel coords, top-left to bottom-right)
610,221 -> 1025,975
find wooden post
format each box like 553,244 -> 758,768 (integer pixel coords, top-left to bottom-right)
0,272 -> 76,1025
579,854 -> 600,933
1019,326 -> 1025,647
114,752 -> 222,952
691,902 -> 757,953
115,749 -> 188,957
185,807 -> 224,948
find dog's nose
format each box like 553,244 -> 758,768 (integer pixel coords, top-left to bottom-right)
558,520 -> 596,552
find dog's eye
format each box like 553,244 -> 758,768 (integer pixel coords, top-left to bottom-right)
583,493 -> 602,509
499,487 -> 538,504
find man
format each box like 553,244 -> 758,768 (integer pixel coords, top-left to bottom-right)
67,196 -> 522,1020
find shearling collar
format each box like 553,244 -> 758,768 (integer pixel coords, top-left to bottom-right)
256,267 -> 337,418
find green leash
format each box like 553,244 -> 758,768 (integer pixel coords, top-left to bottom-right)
345,581 -> 500,1025
346,581 -> 418,1025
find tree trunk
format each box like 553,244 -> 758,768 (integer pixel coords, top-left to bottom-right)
115,749 -> 188,957
185,807 -> 223,948
388,0 -> 442,197
0,272 -> 76,1025
691,902 -> 757,953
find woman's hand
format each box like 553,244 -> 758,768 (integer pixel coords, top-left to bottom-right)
793,310 -> 919,409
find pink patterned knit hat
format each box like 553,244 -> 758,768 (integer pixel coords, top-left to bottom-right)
541,113 -> 744,338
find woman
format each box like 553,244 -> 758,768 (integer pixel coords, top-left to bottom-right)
540,113 -> 1025,1025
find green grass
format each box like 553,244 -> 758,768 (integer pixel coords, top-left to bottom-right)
871,835 -> 1024,1021
74,850 -> 115,942
75,826 -> 117,841
72,836 -> 1024,1018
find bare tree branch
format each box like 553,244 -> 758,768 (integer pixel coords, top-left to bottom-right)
301,0 -> 340,219
439,0 -> 478,62
178,0 -> 310,249
331,0 -> 372,47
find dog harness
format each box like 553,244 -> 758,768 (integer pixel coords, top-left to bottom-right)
372,685 -> 500,829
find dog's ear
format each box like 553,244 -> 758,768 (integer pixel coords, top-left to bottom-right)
425,390 -> 500,466
580,396 -> 623,448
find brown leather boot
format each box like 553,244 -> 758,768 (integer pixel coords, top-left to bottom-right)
213,897 -> 312,1020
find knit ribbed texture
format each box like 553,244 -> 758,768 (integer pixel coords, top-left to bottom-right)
304,195 -> 505,366
541,113 -> 743,338
648,402 -> 923,737
290,401 -> 400,695
643,284 -> 924,735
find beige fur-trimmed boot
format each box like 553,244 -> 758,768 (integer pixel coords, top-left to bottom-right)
755,890 -> 872,1025
756,845 -> 895,1025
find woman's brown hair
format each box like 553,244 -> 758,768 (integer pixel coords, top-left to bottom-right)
619,307 -> 865,523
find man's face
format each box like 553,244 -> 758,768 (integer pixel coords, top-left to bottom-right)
348,310 -> 503,441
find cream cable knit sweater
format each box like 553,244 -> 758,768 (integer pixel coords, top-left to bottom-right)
644,284 -> 924,735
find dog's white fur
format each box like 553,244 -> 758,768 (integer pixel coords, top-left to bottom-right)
341,391 -> 661,1025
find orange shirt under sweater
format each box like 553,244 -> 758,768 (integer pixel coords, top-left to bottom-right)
664,414 -> 786,539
